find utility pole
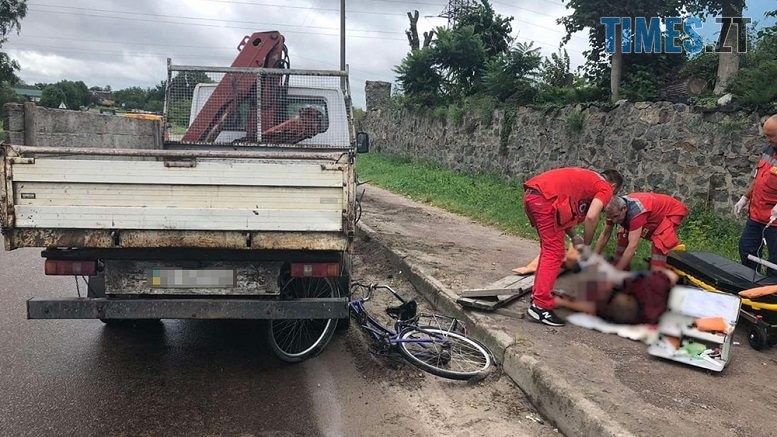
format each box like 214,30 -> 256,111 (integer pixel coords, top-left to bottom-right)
340,0 -> 346,72
440,0 -> 474,27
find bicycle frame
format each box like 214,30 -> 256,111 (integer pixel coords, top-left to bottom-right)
348,283 -> 463,349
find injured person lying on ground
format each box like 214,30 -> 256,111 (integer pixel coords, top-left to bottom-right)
553,252 -> 678,325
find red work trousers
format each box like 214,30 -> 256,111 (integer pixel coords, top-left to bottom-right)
524,192 -> 565,310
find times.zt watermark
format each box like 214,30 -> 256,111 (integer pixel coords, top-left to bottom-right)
601,16 -> 751,55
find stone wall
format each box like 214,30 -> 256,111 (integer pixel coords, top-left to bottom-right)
365,81 -> 391,112
3,103 -> 162,149
362,95 -> 770,216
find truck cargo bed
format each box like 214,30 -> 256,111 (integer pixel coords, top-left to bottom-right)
1,145 -> 354,251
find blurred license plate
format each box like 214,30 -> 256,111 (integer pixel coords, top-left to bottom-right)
150,269 -> 236,288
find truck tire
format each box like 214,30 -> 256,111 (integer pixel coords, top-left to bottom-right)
267,277 -> 338,363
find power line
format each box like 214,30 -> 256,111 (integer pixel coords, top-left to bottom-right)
25,8 -> 408,41
163,0 -> 417,17
28,3 -> 587,45
28,3 -> 402,35
8,34 -> 379,75
5,42 -> 378,78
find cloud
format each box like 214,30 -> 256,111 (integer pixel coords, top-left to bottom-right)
4,0 -> 589,107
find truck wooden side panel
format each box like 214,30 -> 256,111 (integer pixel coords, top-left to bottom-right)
1,148 -> 352,251
10,157 -> 344,232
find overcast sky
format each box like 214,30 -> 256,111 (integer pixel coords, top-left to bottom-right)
3,0 -> 775,108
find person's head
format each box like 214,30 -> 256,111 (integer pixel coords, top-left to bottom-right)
605,196 -> 628,225
765,115 -> 777,148
603,292 -> 640,324
601,169 -> 624,194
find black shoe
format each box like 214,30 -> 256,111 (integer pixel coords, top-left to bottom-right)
527,304 -> 566,327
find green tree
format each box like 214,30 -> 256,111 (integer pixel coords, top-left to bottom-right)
559,0 -> 682,102
169,71 -> 211,100
114,86 -> 148,110
540,49 -> 573,88
483,42 -> 542,102
394,47 -> 444,107
0,81 -> 22,117
455,0 -> 513,58
432,25 -> 489,98
726,12 -> 777,108
684,0 -> 747,95
58,80 -> 90,109
393,0 -> 514,106
39,85 -> 66,108
0,0 -> 27,85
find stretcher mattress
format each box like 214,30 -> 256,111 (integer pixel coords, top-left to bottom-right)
667,251 -> 777,305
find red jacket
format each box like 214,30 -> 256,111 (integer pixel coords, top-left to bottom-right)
524,167 -> 614,229
617,192 -> 688,238
749,145 -> 777,225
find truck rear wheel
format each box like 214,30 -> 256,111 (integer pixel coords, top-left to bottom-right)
267,277 -> 338,363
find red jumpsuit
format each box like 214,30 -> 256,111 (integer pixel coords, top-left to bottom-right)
611,192 -> 688,269
523,167 -> 614,309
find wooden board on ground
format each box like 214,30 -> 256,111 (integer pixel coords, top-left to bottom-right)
457,274 -> 535,311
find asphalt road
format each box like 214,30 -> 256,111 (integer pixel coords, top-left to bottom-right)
0,241 -> 553,437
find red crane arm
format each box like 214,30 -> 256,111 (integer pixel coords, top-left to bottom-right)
181,31 -> 287,143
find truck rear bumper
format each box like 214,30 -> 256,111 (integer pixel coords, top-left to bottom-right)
27,297 -> 348,320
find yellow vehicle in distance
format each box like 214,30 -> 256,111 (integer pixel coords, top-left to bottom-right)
123,111 -> 163,122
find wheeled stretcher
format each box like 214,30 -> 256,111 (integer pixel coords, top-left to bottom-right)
667,251 -> 777,350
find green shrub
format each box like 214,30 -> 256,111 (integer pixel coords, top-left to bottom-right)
728,60 -> 777,108
565,109 -> 584,134
466,94 -> 497,125
447,104 -> 464,123
620,70 -> 660,102
431,105 -> 448,120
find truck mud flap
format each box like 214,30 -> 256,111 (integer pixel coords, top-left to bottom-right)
27,297 -> 348,320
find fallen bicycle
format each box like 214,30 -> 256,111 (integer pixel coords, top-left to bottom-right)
349,282 -> 493,380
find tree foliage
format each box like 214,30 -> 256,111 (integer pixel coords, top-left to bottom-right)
455,0 -> 512,58
39,85 -> 67,108
558,0 -> 682,101
37,80 -> 90,109
394,0 -> 517,104
483,42 -> 541,102
0,0 -> 27,85
541,49 -> 573,88
394,48 -> 443,107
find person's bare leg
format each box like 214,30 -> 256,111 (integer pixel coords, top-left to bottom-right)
554,296 -> 596,315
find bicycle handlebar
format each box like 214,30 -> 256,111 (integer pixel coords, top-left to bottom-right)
350,282 -> 407,303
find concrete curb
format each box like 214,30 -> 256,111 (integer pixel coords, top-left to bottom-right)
357,222 -> 634,437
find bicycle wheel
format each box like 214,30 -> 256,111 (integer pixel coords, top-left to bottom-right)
397,326 -> 492,380
267,277 -> 338,363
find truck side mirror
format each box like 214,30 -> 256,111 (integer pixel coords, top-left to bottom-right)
356,132 -> 370,153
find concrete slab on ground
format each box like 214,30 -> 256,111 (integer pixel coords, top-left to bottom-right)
359,184 -> 777,437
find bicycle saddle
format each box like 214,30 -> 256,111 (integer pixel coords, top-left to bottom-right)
386,300 -> 418,320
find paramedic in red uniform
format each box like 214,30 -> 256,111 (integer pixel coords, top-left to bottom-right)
734,114 -> 777,270
522,167 -> 624,326
595,193 -> 688,270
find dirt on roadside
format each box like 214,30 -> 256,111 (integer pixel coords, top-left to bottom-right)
346,238 -> 558,437
360,184 -> 777,437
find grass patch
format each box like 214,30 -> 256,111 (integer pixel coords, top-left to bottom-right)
357,153 -> 535,238
357,153 -> 744,268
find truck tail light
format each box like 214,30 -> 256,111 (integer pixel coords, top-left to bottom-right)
44,260 -> 97,276
290,263 -> 340,278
